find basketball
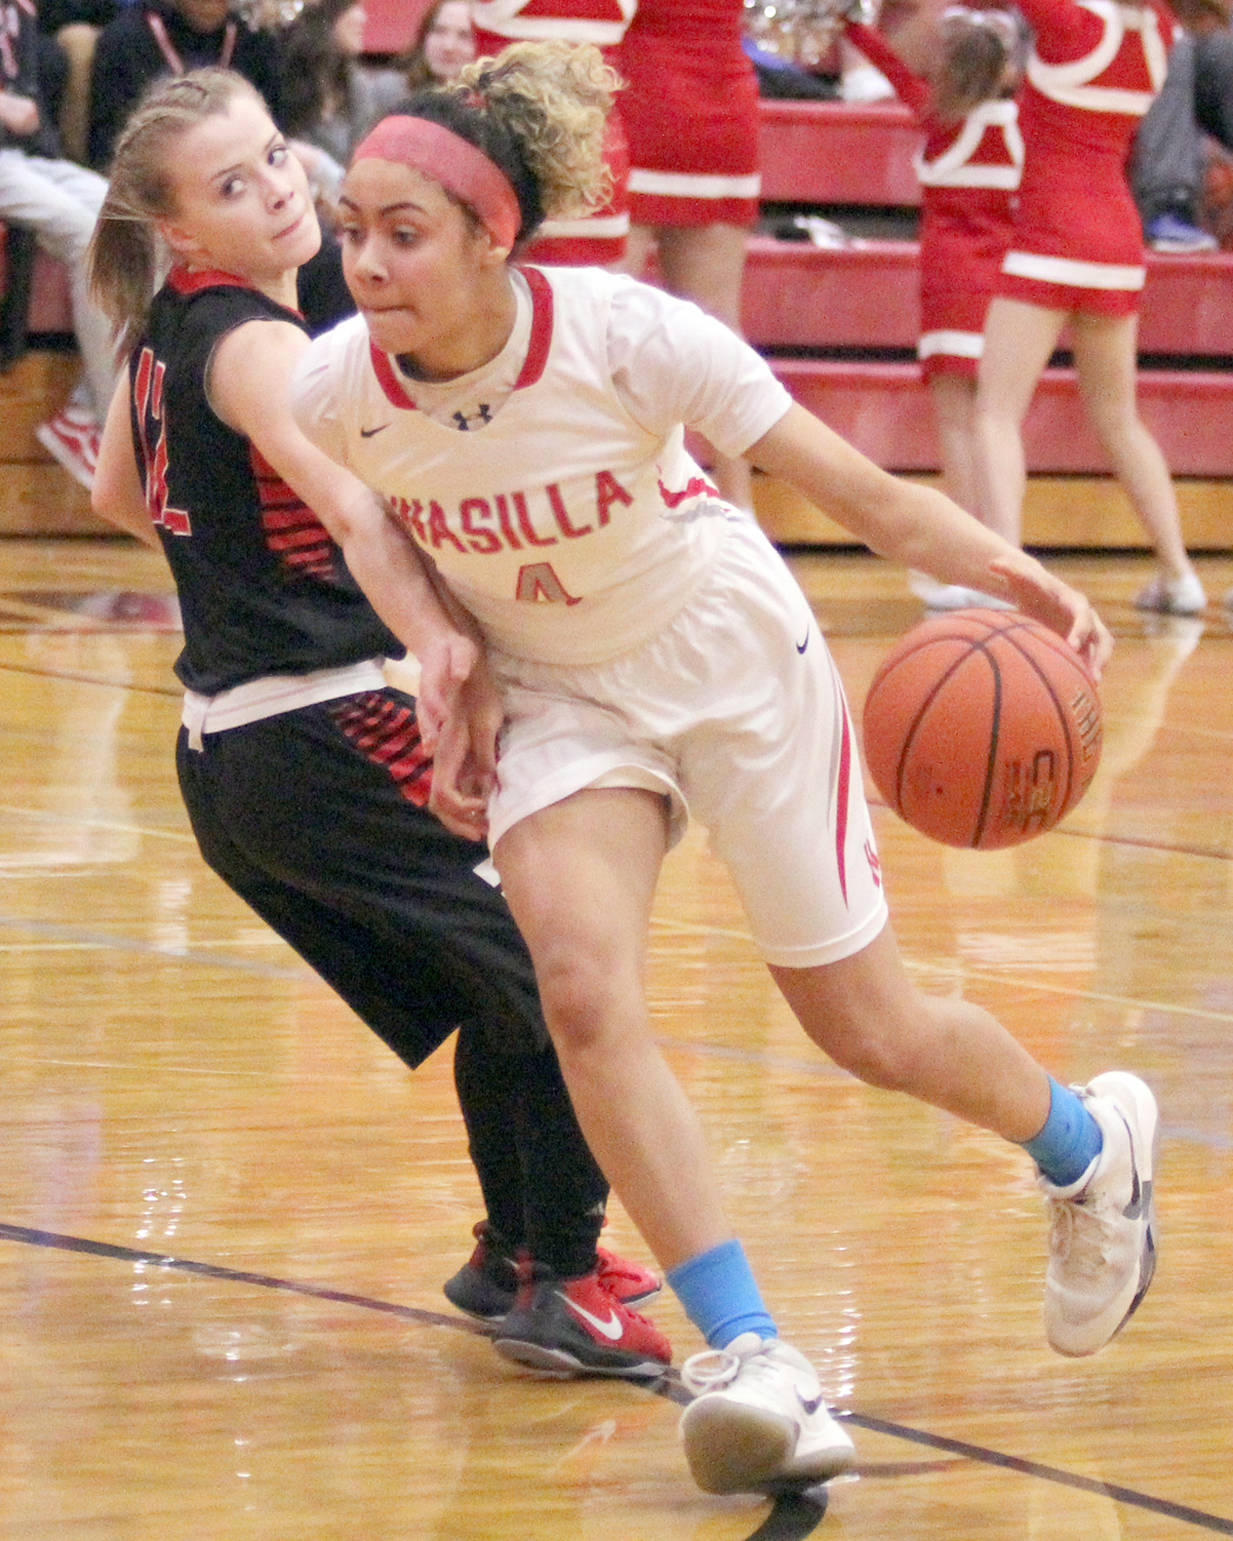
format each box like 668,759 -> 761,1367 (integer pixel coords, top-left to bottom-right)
861,609 -> 1103,849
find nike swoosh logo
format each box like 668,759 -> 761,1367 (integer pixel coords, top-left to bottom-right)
796,627 -> 810,654
360,424 -> 389,438
1124,1172 -> 1151,1221
797,1389 -> 825,1416
557,1291 -> 624,1341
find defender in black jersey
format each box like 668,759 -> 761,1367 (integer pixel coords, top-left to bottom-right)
88,69 -> 669,1377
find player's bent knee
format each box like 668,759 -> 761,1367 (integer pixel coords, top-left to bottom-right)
532,949 -> 640,1052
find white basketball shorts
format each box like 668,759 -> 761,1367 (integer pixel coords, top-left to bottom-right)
487,517 -> 889,967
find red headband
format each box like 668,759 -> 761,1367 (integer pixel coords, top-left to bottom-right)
352,116 -> 522,249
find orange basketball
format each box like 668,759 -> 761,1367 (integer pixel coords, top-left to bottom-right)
861,609 -> 1103,849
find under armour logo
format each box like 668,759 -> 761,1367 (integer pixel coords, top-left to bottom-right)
452,403 -> 493,431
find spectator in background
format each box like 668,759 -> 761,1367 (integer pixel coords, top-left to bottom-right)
399,0 -> 475,90
279,0 -> 404,199
2,0 -> 116,487
973,0 -> 1205,615
1131,0 -> 1231,250
87,0 -> 283,168
36,0 -> 117,162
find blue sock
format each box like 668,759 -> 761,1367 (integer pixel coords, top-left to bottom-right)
1021,1076 -> 1103,1187
667,1239 -> 778,1349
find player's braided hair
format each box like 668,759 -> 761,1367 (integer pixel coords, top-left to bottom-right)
400,39 -> 618,247
89,69 -> 264,356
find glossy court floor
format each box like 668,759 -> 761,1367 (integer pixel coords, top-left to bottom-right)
2,536 -> 1232,1540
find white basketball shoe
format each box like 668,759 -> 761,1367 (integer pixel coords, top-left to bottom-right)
678,1333 -> 855,1494
1039,1071 -> 1159,1357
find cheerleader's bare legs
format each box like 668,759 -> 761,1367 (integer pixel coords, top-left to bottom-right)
930,373 -> 982,517
1070,310 -> 1202,610
975,296 -> 1204,612
973,295 -> 1068,546
910,372 -> 1011,610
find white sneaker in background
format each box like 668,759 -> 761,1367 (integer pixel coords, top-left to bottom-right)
1133,570 -> 1206,616
36,406 -> 100,492
908,572 -> 1013,611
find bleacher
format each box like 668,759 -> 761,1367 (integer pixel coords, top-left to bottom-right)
4,92 -> 1232,541
749,99 -> 1233,545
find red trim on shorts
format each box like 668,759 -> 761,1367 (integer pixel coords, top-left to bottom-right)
835,701 -> 852,908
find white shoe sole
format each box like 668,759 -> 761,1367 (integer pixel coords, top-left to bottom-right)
492,1336 -> 669,1380
680,1396 -> 855,1494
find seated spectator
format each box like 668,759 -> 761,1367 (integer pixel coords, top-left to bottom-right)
36,0 -> 118,163
1131,0 -> 1230,250
2,0 -> 116,487
398,0 -> 475,90
278,0 -> 405,199
86,0 -> 283,168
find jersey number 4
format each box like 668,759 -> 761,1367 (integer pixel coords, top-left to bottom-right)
133,346 -> 192,536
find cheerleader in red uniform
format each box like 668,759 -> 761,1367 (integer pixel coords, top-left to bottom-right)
618,0 -> 761,505
845,6 -> 1024,607
973,0 -> 1205,613
469,0 -> 636,264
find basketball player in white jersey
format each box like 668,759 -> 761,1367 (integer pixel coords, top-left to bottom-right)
293,40 -> 1161,1501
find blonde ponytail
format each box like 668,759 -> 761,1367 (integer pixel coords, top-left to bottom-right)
89,69 -> 264,356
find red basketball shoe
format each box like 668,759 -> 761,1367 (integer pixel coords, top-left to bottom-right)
443,1221 -> 662,1321
596,1244 -> 662,1307
493,1269 -> 672,1379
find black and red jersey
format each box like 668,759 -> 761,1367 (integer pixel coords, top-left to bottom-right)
130,268 -> 398,694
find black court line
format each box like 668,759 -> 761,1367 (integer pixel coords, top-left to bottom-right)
0,1222 -> 823,1541
845,1413 -> 1233,1534
3,1224 -> 1231,1536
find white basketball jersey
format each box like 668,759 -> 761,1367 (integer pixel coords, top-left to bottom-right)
293,266 -> 788,665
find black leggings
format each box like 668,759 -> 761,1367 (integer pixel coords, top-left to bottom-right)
175,689 -> 608,1277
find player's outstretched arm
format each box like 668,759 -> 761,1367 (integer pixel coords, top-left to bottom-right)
747,403 -> 1112,675
208,318 -> 496,830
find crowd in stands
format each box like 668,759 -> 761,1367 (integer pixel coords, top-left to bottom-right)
1,0 -> 475,487
2,0 -> 1226,608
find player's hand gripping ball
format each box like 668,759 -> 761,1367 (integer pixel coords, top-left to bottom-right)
861,609 -> 1102,849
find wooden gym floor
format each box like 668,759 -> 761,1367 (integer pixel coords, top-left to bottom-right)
2,533 -> 1233,1540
